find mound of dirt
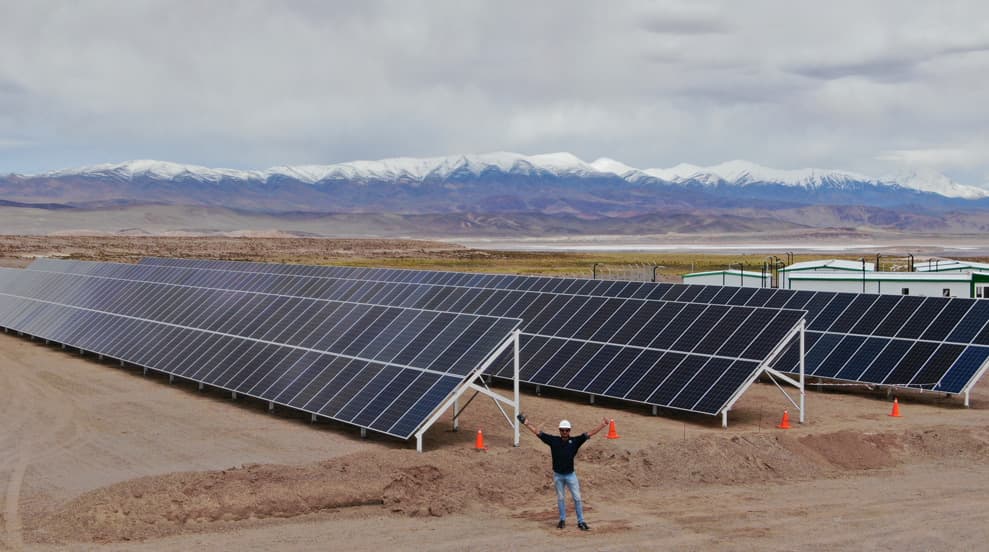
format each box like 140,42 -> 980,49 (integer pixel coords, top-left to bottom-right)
34,427 -> 986,545
793,431 -> 900,470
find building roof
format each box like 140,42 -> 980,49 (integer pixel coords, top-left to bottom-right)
780,259 -> 876,273
915,259 -> 989,272
683,269 -> 769,279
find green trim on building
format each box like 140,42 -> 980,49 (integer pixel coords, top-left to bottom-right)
972,273 -> 989,298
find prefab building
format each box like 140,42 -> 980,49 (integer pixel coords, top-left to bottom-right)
682,269 -> 770,288
786,271 -> 989,298
778,259 -> 875,289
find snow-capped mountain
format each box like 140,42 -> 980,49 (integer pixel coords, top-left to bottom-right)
28,153 -> 989,200
644,160 -> 876,190
38,152 -> 607,185
879,168 -> 989,200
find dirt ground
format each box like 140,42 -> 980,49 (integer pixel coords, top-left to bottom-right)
2,330 -> 988,551
3,237 -> 989,551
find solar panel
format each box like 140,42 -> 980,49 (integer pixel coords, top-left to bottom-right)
32,259 -> 805,419
0,267 -> 520,441
129,258 -> 989,398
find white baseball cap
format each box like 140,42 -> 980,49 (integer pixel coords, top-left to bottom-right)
558,420 -> 572,429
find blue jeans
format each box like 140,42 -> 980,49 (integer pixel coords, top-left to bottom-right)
553,471 -> 584,523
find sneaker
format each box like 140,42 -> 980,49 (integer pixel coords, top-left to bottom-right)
557,520 -> 566,529
577,521 -> 590,531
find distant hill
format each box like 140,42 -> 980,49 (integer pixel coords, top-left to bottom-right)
3,152 -> 989,236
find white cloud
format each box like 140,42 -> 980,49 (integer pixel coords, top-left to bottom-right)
0,0 -> 987,184
0,138 -> 33,149
877,145 -> 989,169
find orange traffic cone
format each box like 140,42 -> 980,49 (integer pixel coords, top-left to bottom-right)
776,410 -> 791,429
889,398 -> 901,417
475,429 -> 487,450
606,419 -> 620,439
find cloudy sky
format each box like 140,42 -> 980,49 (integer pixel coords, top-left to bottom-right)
1,1 -> 987,184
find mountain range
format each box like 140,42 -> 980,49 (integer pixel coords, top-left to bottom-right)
2,153 -> 988,236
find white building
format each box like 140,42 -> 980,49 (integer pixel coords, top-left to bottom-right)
786,271 -> 986,298
682,269 -> 770,288
914,259 -> 989,274
778,259 -> 875,289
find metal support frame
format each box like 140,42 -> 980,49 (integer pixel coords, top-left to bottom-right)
413,329 -> 521,453
453,398 -> 459,432
720,319 -> 806,427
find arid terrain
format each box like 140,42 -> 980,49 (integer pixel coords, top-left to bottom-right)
1,236 -> 988,551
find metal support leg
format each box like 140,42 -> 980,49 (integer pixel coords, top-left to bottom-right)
652,405 -> 658,416
360,428 -> 367,439
168,374 -> 174,384
311,413 -> 317,423
231,391 -> 237,400
536,385 -> 541,396
198,382 -> 204,391
722,410 -> 728,428
416,435 -> 423,453
142,366 -> 147,375
799,321 -> 806,423
98,354 -> 103,360
513,330 -> 520,448
453,397 -> 459,432
589,395 -> 595,404
965,389 -> 970,408
268,401 -> 275,412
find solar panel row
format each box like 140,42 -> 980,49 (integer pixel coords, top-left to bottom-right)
132,258 -> 989,396
0,267 -> 520,439
30,259 -> 805,416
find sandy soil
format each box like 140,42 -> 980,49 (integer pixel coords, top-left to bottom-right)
2,329 -> 988,551
0,236 -> 469,265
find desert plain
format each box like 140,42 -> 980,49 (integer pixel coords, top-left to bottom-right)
1,236 -> 988,551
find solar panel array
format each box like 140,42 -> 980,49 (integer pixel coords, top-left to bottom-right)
29,259 -> 806,417
131,258 -> 989,395
0,267 -> 520,439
